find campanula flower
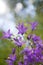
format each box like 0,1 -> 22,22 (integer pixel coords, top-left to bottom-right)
3,29 -> 12,39
8,54 -> 16,62
27,34 -> 32,40
27,34 -> 42,48
6,54 -> 16,65
16,23 -> 27,35
20,48 -> 32,55
21,47 -> 43,64
32,34 -> 40,41
6,48 -> 16,65
6,59 -> 13,65
14,38 -> 24,47
30,22 -> 38,31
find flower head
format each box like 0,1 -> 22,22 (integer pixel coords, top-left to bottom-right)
16,23 -> 27,35
27,34 -> 42,47
6,54 -> 16,65
32,34 -> 40,41
27,34 -> 32,40
20,48 -> 31,55
6,48 -> 16,65
20,47 -> 43,64
30,22 -> 38,31
6,59 -> 13,65
8,54 -> 16,61
3,29 -> 12,39
14,38 -> 23,47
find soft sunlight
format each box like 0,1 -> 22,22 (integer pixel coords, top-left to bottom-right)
15,2 -> 23,13
0,0 -> 7,15
0,0 -> 18,36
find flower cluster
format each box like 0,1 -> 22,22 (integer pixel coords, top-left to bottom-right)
2,22 -> 43,65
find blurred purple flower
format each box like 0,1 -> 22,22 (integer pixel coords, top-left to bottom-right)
14,38 -> 23,47
20,48 -> 32,55
3,29 -> 12,39
12,48 -> 16,54
8,54 -> 16,62
32,34 -> 40,41
27,34 -> 32,40
24,55 -> 28,61
21,47 -> 43,64
18,61 -> 23,65
6,59 -> 13,65
27,34 -> 42,47
39,42 -> 43,50
30,22 -> 38,31
6,54 -> 16,65
16,23 -> 27,35
6,48 -> 16,65
24,60 -> 28,65
32,34 -> 43,48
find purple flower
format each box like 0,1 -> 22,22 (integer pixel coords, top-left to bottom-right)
6,54 -> 16,65
27,34 -> 42,47
38,42 -> 43,50
3,29 -> 12,39
24,55 -> 28,61
21,47 -> 43,64
24,60 -> 28,65
20,48 -> 32,55
6,48 -> 16,65
33,48 -> 43,63
32,34 -> 43,48
32,34 -> 40,41
12,48 -> 16,54
8,54 -> 16,61
27,34 -> 40,41
30,22 -> 38,31
6,59 -> 13,65
16,23 -> 27,35
14,38 -> 23,47
27,34 -> 32,40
